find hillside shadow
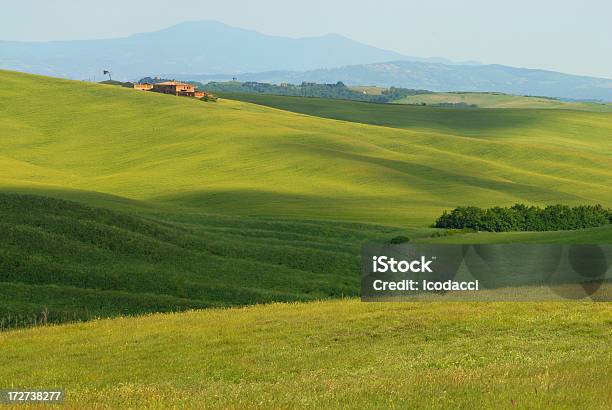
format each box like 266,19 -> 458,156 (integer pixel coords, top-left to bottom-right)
224,94 -> 547,135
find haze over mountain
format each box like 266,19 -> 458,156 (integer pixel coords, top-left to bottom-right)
2,20 -> 611,101
0,20 -> 440,80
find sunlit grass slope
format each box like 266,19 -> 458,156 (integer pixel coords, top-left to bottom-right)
1,299 -> 610,408
393,92 -> 612,111
2,70 -> 611,227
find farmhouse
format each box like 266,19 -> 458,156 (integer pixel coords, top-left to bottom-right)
134,81 -> 207,98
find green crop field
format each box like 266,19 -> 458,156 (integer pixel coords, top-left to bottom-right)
392,91 -> 612,111
1,70 -> 611,408
0,192 -> 406,328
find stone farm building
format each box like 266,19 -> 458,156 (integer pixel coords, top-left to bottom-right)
134,81 -> 206,98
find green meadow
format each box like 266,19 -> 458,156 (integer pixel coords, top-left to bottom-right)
1,300 -> 611,408
0,70 -> 611,407
2,72 -> 611,227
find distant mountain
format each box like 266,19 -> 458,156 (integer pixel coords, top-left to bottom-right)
0,21 -> 440,80
177,61 -> 612,101
3,20 -> 611,101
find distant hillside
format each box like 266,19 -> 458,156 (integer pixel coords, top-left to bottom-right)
0,21 -> 416,80
393,92 -> 612,111
3,20 -> 612,101
199,80 -> 612,111
187,61 -> 612,102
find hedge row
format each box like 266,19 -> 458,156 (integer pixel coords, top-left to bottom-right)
434,204 -> 612,232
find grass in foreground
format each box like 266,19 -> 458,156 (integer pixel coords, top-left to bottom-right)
0,299 -> 610,408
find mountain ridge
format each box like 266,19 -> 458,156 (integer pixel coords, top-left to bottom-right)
0,20 -> 418,79
2,20 -> 611,101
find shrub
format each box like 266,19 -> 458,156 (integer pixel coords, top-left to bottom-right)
434,203 -> 611,232
389,235 -> 410,244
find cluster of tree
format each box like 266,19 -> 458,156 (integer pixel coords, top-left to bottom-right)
430,102 -> 478,108
434,204 -> 612,232
198,81 -> 431,103
379,87 -> 432,102
137,77 -> 173,84
99,80 -> 135,88
405,102 -> 479,108
200,94 -> 218,102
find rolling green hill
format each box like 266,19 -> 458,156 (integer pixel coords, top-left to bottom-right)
1,192 -> 609,328
0,193 -> 407,329
2,71 -> 611,229
1,70 -> 611,407
1,70 -> 611,321
1,299 -> 610,408
392,92 -> 612,111
218,92 -> 612,134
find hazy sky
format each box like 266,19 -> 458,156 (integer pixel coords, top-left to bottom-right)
2,0 -> 611,78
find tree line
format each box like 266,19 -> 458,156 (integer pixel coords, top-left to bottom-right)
198,81 -> 431,103
434,204 -> 612,232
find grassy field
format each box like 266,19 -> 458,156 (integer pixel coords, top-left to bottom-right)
348,85 -> 387,95
0,299 -> 610,408
2,71 -> 611,228
218,92 -> 612,141
1,191 -> 610,329
0,192 -> 410,328
392,92 -> 612,111
1,70 -> 611,318
1,70 -> 611,407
